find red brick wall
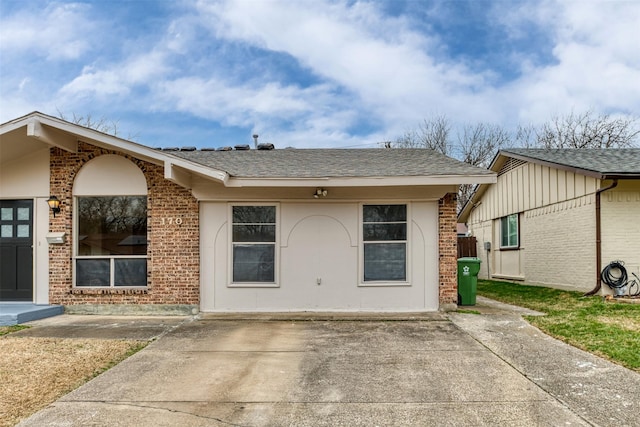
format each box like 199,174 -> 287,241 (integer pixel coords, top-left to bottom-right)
48,142 -> 199,306
439,193 -> 458,308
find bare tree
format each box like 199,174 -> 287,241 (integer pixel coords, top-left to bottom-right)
536,110 -> 639,149
57,109 -> 139,140
393,115 -> 452,155
454,123 -> 510,210
393,115 -> 510,211
456,123 -> 509,167
513,124 -> 537,148
395,109 -> 638,213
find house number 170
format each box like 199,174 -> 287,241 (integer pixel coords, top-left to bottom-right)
161,217 -> 183,225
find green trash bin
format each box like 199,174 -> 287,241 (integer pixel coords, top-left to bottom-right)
457,257 -> 482,306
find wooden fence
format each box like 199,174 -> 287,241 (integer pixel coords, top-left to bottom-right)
457,236 -> 477,258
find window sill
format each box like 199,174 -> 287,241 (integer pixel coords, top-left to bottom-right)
70,288 -> 149,295
227,283 -> 279,288
359,282 -> 411,287
499,246 -> 520,251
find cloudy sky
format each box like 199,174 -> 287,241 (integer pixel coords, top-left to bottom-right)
1,0 -> 638,149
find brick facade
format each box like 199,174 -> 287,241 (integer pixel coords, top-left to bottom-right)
48,142 -> 199,308
438,193 -> 458,309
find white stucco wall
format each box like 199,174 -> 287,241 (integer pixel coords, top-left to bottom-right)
200,201 -> 439,312
0,148 -> 49,198
0,147 -> 51,303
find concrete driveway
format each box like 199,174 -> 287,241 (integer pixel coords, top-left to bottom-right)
16,305 -> 640,426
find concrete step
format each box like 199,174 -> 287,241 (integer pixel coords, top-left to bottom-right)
0,304 -> 64,326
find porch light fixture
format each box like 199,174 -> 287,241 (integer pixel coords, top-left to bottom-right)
46,196 -> 61,217
313,188 -> 328,198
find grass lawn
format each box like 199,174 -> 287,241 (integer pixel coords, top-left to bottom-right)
477,280 -> 640,373
0,326 -> 146,427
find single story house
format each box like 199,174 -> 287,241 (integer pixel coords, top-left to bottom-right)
458,148 -> 640,293
1,112 -> 495,313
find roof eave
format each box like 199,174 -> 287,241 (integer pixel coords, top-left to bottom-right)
601,173 -> 640,180
497,149 -> 640,179
2,112 -> 231,189
224,174 -> 496,188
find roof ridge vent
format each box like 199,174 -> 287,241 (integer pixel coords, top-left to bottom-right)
180,146 -> 196,151
234,144 -> 250,150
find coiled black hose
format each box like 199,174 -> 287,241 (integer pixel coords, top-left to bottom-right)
600,261 -> 628,289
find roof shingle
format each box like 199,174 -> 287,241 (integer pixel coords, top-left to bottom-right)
171,148 -> 494,178
500,148 -> 640,176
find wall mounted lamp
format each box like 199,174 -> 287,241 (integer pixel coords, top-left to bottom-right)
313,188 -> 328,198
47,196 -> 61,217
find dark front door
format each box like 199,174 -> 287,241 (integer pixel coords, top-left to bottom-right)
0,200 -> 34,301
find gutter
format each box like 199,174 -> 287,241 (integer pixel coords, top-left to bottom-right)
584,179 -> 619,296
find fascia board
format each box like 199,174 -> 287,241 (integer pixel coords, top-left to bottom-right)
37,117 -> 231,183
0,118 -> 32,135
224,174 -> 497,188
35,115 -> 170,165
164,159 -> 229,186
3,112 -> 231,189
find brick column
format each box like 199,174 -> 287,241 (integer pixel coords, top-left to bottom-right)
438,193 -> 458,310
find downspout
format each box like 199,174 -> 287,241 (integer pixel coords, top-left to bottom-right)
584,179 -> 618,296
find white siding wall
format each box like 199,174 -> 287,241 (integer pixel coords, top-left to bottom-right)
468,162 -> 598,222
601,180 -> 640,282
467,160 -> 599,289
471,219 -> 492,280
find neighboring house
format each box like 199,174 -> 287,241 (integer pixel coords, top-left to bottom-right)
459,148 -> 640,293
456,223 -> 469,237
1,112 -> 495,313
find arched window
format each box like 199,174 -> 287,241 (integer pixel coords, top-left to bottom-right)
73,155 -> 148,287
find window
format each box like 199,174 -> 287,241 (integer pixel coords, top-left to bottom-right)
500,214 -> 519,248
75,196 -> 147,287
362,204 -> 407,282
231,205 -> 276,284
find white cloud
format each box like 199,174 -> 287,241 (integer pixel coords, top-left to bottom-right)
0,3 -> 94,60
156,76 -> 343,126
502,0 -> 640,124
2,0 -> 638,147
58,50 -> 172,102
192,0 -> 496,139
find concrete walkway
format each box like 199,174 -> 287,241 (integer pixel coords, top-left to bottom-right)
14,301 -> 640,426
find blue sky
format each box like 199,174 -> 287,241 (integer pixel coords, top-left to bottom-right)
1,0 -> 638,149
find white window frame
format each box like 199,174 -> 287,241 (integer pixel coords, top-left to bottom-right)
500,213 -> 519,249
227,203 -> 279,288
359,202 -> 411,287
73,195 -> 148,288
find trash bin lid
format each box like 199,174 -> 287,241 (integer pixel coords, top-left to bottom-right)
457,257 -> 481,264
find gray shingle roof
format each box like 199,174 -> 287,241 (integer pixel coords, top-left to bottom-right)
500,148 -> 640,177
170,148 -> 494,178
